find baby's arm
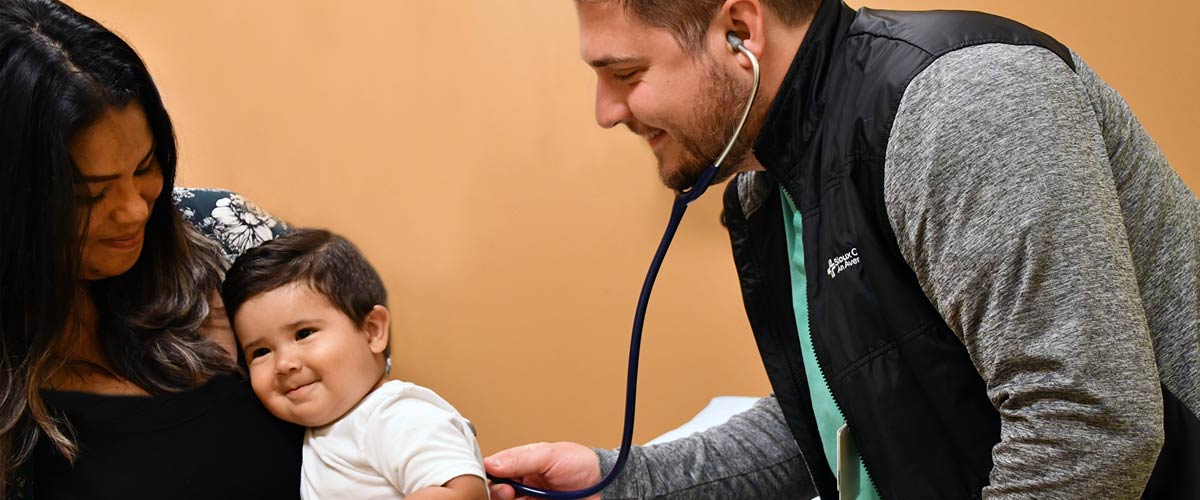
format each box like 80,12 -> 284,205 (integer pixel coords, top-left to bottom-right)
364,390 -> 488,499
405,475 -> 487,500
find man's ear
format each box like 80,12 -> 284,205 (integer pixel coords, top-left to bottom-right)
364,305 -> 391,354
718,0 -> 766,70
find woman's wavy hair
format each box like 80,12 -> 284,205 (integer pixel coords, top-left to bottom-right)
0,0 -> 233,494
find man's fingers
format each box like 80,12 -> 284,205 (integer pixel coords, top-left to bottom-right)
485,442 -> 553,478
485,441 -> 599,499
488,483 -> 515,500
488,473 -> 552,500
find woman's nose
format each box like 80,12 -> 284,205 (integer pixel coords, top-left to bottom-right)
109,183 -> 152,226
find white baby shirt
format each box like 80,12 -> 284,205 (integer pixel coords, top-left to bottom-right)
301,380 -> 485,499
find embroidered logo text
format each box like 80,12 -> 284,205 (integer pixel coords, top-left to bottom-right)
827,248 -> 860,279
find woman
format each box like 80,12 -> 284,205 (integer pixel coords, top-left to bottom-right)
0,0 -> 301,498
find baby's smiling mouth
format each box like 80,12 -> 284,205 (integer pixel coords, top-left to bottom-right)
285,381 -> 316,396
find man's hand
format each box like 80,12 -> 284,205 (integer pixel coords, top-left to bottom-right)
485,442 -> 603,500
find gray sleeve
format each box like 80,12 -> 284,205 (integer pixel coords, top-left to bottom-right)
885,44 -> 1165,499
594,396 -> 814,499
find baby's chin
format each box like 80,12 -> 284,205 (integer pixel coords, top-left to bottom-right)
277,409 -> 340,428
268,398 -> 353,428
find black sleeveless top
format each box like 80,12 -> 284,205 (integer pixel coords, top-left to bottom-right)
14,190 -> 299,499
28,374 -> 302,500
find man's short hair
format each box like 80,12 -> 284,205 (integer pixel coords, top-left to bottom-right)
222,228 -> 390,358
581,0 -> 820,53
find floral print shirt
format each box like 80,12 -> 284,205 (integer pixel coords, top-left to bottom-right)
172,188 -> 290,263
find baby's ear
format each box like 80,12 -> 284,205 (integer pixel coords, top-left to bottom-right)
364,305 -> 391,354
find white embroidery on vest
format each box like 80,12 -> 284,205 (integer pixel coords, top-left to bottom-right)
827,248 -> 860,279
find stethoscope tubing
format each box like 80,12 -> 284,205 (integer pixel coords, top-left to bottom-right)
488,36 -> 759,500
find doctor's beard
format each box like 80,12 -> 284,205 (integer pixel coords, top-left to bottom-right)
657,60 -> 758,192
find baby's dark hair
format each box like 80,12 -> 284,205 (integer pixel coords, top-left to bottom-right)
222,228 -> 389,358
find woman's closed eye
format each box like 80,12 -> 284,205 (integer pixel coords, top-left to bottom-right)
133,160 -> 158,177
76,186 -> 106,205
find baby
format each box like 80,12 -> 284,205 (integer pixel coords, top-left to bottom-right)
221,228 -> 488,500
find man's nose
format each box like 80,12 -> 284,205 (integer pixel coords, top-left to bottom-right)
594,80 -> 632,129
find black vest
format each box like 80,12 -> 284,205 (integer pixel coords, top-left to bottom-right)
722,2 -> 1077,499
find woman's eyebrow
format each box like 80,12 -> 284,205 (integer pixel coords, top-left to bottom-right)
78,144 -> 155,182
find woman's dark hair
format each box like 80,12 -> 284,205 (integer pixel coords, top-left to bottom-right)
0,0 -> 231,493
222,228 -> 390,358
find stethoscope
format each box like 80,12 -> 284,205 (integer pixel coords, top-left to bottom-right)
487,32 -> 761,500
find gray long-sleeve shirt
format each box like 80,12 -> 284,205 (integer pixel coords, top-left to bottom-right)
595,43 -> 1199,499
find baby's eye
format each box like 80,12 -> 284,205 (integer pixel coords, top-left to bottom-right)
249,347 -> 270,359
295,328 -> 316,340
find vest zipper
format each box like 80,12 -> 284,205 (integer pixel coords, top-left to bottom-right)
781,184 -> 886,500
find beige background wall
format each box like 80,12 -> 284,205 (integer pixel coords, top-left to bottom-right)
67,0 -> 1198,454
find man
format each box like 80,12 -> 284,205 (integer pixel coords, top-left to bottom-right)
486,0 -> 1199,498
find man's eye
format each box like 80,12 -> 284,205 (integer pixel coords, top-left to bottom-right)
613,69 -> 640,82
250,347 -> 270,359
296,328 -> 316,340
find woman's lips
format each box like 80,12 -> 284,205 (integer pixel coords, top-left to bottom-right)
100,233 -> 142,250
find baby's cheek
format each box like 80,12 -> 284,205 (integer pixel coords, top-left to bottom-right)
264,398 -> 291,422
255,387 -> 292,422
247,368 -> 275,402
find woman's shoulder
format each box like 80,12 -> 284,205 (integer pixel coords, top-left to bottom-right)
172,188 -> 291,263
29,374 -> 303,499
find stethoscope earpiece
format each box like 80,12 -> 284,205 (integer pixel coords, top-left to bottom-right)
726,32 -> 745,53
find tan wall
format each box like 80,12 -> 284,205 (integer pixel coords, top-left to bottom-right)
66,0 -> 1198,454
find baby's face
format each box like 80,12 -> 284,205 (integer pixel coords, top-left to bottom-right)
233,283 -> 388,427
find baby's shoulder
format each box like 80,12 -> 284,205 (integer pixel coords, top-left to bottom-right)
360,380 -> 465,426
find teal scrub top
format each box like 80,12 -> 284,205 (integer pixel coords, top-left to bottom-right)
781,190 -> 881,500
